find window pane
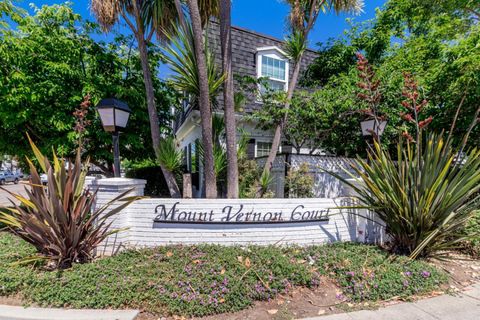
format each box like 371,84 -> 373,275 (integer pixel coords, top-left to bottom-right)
259,80 -> 285,94
257,142 -> 273,157
279,60 -> 285,79
268,80 -> 285,91
261,55 -> 286,80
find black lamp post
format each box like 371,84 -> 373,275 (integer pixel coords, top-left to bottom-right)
96,98 -> 131,177
360,118 -> 387,142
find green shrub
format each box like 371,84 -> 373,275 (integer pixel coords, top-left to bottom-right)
157,137 -> 183,172
463,209 -> 480,257
126,165 -> 171,197
0,232 -> 447,317
286,163 -> 314,198
238,159 -> 274,198
238,158 -> 258,198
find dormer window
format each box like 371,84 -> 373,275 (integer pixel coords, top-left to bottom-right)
256,46 -> 289,92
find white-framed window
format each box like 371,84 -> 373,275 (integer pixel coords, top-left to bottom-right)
256,47 -> 289,93
255,141 -> 281,157
256,141 -> 272,157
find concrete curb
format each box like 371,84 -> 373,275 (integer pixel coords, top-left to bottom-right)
0,305 -> 139,320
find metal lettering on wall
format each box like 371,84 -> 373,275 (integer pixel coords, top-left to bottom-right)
153,202 -> 330,224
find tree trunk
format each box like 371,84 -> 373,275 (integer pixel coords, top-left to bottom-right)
187,0 -> 217,198
133,4 -> 181,198
174,0 -> 187,29
263,55 -> 304,173
220,0 -> 239,198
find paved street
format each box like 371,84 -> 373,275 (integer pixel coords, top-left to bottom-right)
0,182 -> 28,207
301,283 -> 480,320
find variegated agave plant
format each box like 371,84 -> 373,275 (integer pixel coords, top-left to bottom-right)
0,136 -> 140,269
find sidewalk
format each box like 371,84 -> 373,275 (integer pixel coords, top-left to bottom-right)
0,305 -> 139,320
301,283 -> 480,320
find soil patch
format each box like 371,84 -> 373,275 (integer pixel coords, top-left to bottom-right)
433,252 -> 480,290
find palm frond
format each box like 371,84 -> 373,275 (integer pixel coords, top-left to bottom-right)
163,21 -> 225,109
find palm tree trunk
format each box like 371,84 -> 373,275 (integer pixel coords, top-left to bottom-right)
187,0 -> 217,198
174,0 -> 187,29
133,3 -> 181,198
220,0 -> 239,198
263,55 -> 303,173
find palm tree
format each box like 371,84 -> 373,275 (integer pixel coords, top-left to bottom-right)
185,0 -> 219,198
163,23 -> 224,108
90,0 -> 181,198
219,0 -> 239,198
262,0 -> 364,174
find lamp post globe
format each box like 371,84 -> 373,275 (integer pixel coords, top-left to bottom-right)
360,119 -> 387,138
96,98 -> 131,177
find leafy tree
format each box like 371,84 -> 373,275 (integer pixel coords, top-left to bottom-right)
298,0 -> 479,155
299,39 -> 357,87
0,3 -> 175,171
262,0 -> 364,175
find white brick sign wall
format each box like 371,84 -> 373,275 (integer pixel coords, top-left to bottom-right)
89,178 -> 384,255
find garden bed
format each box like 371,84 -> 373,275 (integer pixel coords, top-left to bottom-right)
0,231 -> 473,319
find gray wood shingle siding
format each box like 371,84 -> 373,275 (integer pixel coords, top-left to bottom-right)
206,21 -> 317,114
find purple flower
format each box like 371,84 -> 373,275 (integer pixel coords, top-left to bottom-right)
421,271 -> 431,278
158,286 -> 166,294
403,280 -> 409,287
184,265 -> 192,275
222,277 -> 229,286
336,293 -> 344,300
404,271 -> 412,277
255,282 -> 265,293
346,271 -> 355,277
170,292 -> 178,299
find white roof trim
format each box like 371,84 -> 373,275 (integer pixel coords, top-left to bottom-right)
256,46 -> 288,58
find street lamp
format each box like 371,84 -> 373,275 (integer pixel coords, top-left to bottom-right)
360,118 -> 387,138
96,98 -> 131,177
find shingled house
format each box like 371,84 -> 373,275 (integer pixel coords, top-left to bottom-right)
173,22 -> 317,197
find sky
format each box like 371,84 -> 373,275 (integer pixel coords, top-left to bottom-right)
18,0 -> 387,44
16,0 -> 387,76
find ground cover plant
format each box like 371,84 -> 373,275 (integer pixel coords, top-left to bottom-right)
0,232 -> 446,317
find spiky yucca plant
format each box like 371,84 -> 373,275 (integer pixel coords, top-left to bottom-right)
0,137 -> 140,269
335,71 -> 480,259
339,136 -> 480,259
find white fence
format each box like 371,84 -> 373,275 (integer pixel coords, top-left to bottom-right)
88,178 -> 385,255
256,154 -> 357,198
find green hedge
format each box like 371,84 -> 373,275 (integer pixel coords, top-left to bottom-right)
125,165 -> 171,197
